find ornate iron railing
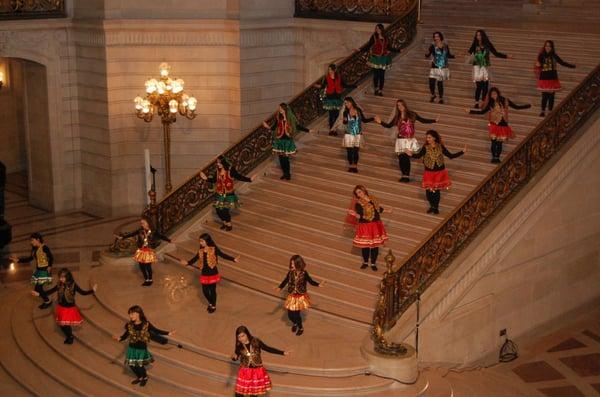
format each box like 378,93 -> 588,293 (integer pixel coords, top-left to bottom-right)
294,0 -> 413,22
0,0 -> 66,20
372,64 -> 600,355
139,1 -> 418,237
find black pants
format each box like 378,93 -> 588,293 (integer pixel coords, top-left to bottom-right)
541,92 -> 555,111
215,207 -> 231,223
346,147 -> 360,165
373,69 -> 385,91
202,283 -> 217,307
328,109 -> 340,129
236,394 -> 258,397
278,156 -> 291,178
361,247 -> 379,264
490,139 -> 503,158
35,284 -> 50,303
130,365 -> 147,379
60,325 -> 73,339
429,78 -> 444,98
398,153 -> 411,176
139,262 -> 153,281
0,187 -> 4,217
426,190 -> 441,210
287,310 -> 303,329
475,81 -> 489,102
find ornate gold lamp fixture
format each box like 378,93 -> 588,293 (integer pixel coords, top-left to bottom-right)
134,62 -> 197,193
0,71 -> 4,90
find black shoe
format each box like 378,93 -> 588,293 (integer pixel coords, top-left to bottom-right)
291,325 -> 298,333
220,224 -> 227,230
399,177 -> 410,183
539,111 -> 545,117
371,265 -> 378,272
429,96 -> 436,103
280,175 -> 287,180
377,91 -> 383,97
64,336 -> 74,344
347,167 -> 353,172
225,225 -> 233,232
328,130 -> 338,137
147,280 -> 153,286
285,175 -> 291,180
207,305 -> 216,314
491,157 -> 501,164
432,208 -> 440,214
438,98 -> 444,104
360,263 -> 368,269
131,378 -> 141,385
141,281 -> 150,286
352,168 -> 358,173
38,301 -> 52,310
427,207 -> 434,214
296,328 -> 304,336
139,377 -> 148,387
474,103 -> 479,109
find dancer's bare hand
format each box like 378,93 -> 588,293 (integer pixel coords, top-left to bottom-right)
31,290 -> 40,297
9,255 -> 18,263
92,284 -> 98,292
112,335 -> 120,341
179,259 -> 188,266
262,121 -> 270,129
374,115 -> 382,124
284,350 -> 292,357
199,171 -> 208,181
234,256 -> 241,263
274,287 -> 281,292
319,280 -> 326,287
463,145 -> 468,154
168,330 -> 176,336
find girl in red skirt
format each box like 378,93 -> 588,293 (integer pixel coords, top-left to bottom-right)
408,130 -> 466,214
346,185 -> 391,271
179,233 -> 240,313
467,87 -> 530,163
32,268 -> 96,344
276,255 -> 325,336
231,325 -> 289,396
535,40 -> 576,117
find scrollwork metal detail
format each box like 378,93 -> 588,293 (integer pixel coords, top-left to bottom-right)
0,0 -> 65,19
295,0 -> 412,22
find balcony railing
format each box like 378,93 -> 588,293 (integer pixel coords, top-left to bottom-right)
294,0 -> 414,22
0,0 -> 65,20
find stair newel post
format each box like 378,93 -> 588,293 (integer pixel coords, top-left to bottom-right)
145,166 -> 160,233
415,289 -> 421,358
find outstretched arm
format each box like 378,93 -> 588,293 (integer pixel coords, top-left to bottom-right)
507,99 -> 531,110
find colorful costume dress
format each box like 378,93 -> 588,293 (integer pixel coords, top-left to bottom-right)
20,244 -> 54,286
206,168 -> 251,210
279,270 -> 320,312
46,282 -> 94,326
119,321 -> 170,367
233,338 -> 284,395
341,109 -> 375,148
350,196 -> 389,248
367,34 -> 392,70
536,51 -> 575,92
426,43 -> 454,81
381,113 -> 436,154
412,144 -> 464,190
269,110 -> 309,157
469,42 -> 506,83
320,73 -> 345,111
470,98 -> 531,141
186,245 -> 236,311
121,228 -> 171,265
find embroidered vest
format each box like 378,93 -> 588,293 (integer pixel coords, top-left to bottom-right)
423,145 -> 444,169
275,118 -> 291,139
36,245 -> 49,268
397,118 -> 415,138
325,73 -> 343,95
201,246 -> 218,269
541,53 -> 555,72
288,271 -> 307,294
371,36 -> 388,56
216,171 -> 234,195
58,283 -> 75,304
358,197 -> 380,222
127,322 -> 150,344
474,46 -> 490,67
239,339 -> 263,367
347,114 -> 361,136
433,45 -> 449,68
489,101 -> 508,125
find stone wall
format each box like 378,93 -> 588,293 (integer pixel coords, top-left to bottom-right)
388,114 -> 600,366
0,59 -> 26,173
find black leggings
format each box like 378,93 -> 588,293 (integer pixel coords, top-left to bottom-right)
373,69 -> 385,91
278,156 -> 291,177
475,81 -> 489,102
202,283 -> 217,306
541,92 -> 555,111
346,147 -> 360,165
287,310 -> 303,329
138,262 -> 153,281
429,78 -> 444,98
425,190 -> 441,210
328,109 -> 340,129
215,207 -> 231,223
130,365 -> 147,379
60,325 -> 73,339
35,284 -> 50,303
490,139 -> 503,158
398,153 -> 411,176
361,247 -> 379,264
236,394 -> 257,397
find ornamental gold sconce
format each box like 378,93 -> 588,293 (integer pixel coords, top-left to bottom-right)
0,71 -> 4,90
134,62 -> 197,193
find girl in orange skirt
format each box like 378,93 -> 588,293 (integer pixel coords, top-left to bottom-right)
408,130 -> 466,214
231,325 -> 289,396
468,87 -> 530,163
117,217 -> 171,286
346,185 -> 391,271
276,255 -> 325,336
32,268 -> 96,344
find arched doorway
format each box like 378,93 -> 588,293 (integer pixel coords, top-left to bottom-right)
0,57 -> 53,211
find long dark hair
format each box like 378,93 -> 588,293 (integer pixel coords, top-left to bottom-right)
198,233 -> 218,249
57,268 -> 75,286
470,29 -> 490,49
216,155 -> 231,171
235,325 -> 254,352
392,99 -> 416,123
483,87 -> 506,108
541,40 -> 555,56
433,31 -> 444,42
327,63 -> 339,79
352,184 -> 370,199
128,305 -> 148,323
140,216 -> 155,231
343,97 -> 362,115
290,255 -> 306,272
425,129 -> 442,145
30,232 -> 44,244
373,23 -> 386,39
277,102 -> 289,121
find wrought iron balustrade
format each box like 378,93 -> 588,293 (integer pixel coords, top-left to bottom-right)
0,0 -> 66,20
295,0 -> 413,22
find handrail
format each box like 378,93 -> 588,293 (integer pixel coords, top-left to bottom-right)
372,63 -> 600,355
294,0 -> 414,23
0,0 -> 66,20
140,1 -> 419,237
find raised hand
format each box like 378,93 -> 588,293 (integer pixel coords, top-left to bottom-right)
199,171 -> 208,181
168,330 -> 176,336
179,259 -> 188,266
284,350 -> 292,357
31,290 -> 40,297
262,121 -> 270,129
112,335 -> 120,341
463,144 -> 468,154
374,115 -> 382,124
234,256 -> 241,263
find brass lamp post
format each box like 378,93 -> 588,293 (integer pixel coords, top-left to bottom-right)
134,63 -> 197,193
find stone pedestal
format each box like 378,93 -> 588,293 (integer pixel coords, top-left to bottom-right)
360,338 -> 419,384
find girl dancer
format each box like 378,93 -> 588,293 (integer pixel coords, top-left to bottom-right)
334,97 -> 375,173
276,255 -> 324,336
536,40 -> 576,117
467,30 -> 509,109
179,233 -> 240,313
117,217 -> 171,286
231,325 -> 289,397
262,103 -> 310,180
408,130 -> 466,214
367,23 -> 392,96
200,155 -> 253,231
10,232 -> 54,309
375,99 -> 437,182
32,268 -> 96,344
467,87 -> 530,163
315,64 -> 351,136
113,305 -> 175,387
346,185 -> 390,271
425,31 -> 455,104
